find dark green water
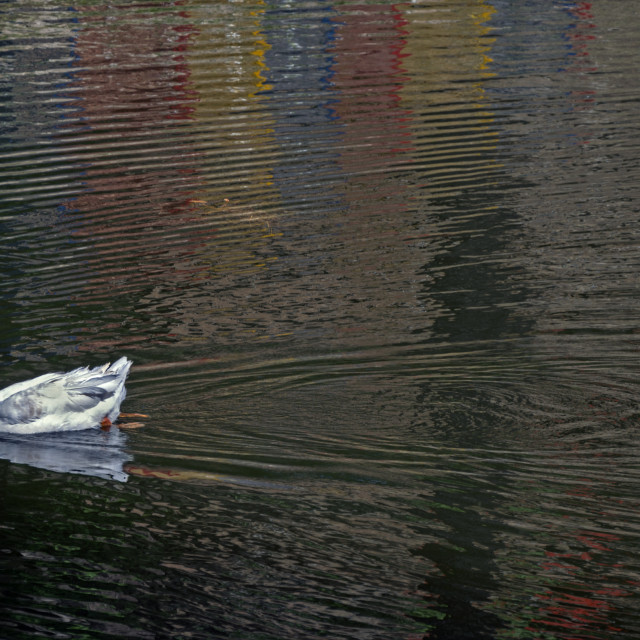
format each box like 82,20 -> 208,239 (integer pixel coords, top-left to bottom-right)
2,1 -> 640,638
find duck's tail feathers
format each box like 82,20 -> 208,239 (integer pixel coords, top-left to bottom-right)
65,358 -> 132,412
106,357 -> 132,376
65,358 -> 132,396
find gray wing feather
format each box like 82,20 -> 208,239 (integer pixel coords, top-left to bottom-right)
0,388 -> 46,424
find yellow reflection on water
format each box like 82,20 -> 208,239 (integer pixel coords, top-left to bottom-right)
400,0 -> 500,197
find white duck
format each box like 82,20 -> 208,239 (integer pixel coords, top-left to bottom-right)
0,357 -> 133,435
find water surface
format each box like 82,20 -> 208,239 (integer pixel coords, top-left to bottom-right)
2,1 -> 640,638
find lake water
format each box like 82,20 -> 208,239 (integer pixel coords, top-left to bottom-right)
2,1 -> 640,638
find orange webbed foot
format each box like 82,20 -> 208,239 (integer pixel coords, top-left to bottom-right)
117,412 -> 148,429
117,422 -> 146,429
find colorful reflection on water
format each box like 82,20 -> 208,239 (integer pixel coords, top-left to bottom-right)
2,1 -> 640,638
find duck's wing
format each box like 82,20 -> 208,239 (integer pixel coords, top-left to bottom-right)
0,374 -> 67,425
64,377 -> 121,410
0,372 -> 59,403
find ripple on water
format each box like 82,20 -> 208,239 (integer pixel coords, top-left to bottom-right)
2,0 -> 640,638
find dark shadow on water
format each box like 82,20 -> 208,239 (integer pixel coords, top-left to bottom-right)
425,596 -> 507,640
409,182 -> 532,637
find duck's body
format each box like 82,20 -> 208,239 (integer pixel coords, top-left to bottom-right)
0,358 -> 132,435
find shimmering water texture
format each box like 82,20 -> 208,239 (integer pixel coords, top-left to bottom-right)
2,1 -> 640,639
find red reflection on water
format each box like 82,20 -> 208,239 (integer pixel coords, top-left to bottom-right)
329,3 -> 413,172
57,5 -> 213,351
563,1 -> 597,130
529,479 -> 632,638
324,4 -> 418,345
566,2 -> 597,73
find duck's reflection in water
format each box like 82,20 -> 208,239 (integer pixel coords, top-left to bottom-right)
0,428 -> 132,482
